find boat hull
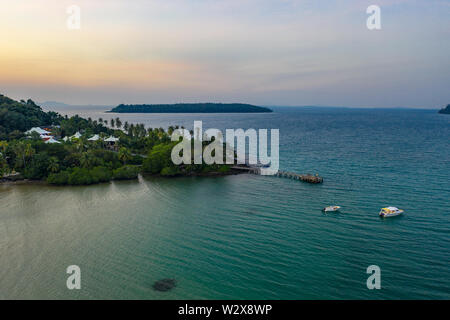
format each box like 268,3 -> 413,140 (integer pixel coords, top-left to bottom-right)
323,206 -> 341,212
379,210 -> 403,217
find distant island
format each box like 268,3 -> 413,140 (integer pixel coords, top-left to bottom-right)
438,104 -> 450,114
109,103 -> 272,113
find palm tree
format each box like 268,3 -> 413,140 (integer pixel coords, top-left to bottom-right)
135,124 -> 142,137
140,124 -> 146,136
0,141 -> 8,153
74,139 -> 84,152
123,121 -> 129,132
48,157 -> 60,173
110,118 -> 115,128
115,118 -> 122,129
128,123 -> 135,136
24,143 -> 34,162
80,152 -> 93,168
168,126 -> 175,136
118,147 -> 132,165
13,142 -> 34,169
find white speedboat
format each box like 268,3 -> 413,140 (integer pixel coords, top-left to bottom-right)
379,206 -> 404,217
323,206 -> 341,212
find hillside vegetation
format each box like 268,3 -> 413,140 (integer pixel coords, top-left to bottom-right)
0,95 -> 234,184
0,94 -> 59,139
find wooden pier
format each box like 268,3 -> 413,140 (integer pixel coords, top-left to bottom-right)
231,166 -> 323,184
275,171 -> 323,184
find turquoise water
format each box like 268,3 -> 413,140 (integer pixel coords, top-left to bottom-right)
1,107 -> 449,299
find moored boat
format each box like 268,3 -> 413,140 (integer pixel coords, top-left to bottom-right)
323,206 -> 341,212
379,206 -> 404,217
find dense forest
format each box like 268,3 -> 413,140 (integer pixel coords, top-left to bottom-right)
0,94 -> 60,139
109,103 -> 272,113
0,95 -> 233,185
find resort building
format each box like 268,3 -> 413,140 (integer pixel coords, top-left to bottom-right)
25,127 -> 51,135
45,137 -> 60,144
70,132 -> 82,140
104,136 -> 119,151
25,127 -> 59,143
88,134 -> 100,141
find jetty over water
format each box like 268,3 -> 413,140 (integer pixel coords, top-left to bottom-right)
275,171 -> 323,184
231,166 -> 323,184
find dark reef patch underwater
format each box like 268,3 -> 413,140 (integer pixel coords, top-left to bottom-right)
153,279 -> 177,292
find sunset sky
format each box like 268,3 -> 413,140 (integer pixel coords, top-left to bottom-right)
0,0 -> 449,108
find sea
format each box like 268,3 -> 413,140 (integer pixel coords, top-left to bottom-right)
0,106 -> 449,299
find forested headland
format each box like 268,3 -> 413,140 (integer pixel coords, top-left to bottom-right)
0,94 -> 235,185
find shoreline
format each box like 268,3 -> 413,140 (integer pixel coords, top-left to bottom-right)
0,179 -> 47,186
0,169 -> 247,187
